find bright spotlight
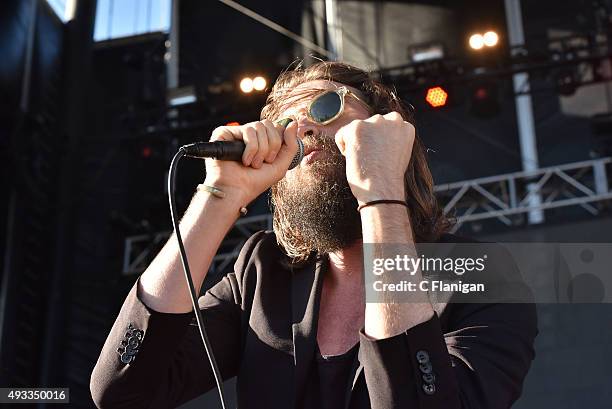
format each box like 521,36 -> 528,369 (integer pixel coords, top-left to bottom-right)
483,31 -> 499,47
240,77 -> 254,93
425,86 -> 448,108
469,34 -> 484,50
253,76 -> 267,91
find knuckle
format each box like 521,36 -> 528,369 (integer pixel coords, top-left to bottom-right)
254,136 -> 267,156
269,122 -> 284,138
269,132 -> 282,147
253,145 -> 265,156
244,144 -> 256,156
210,127 -> 227,140
265,151 -> 278,162
402,120 -> 415,132
254,121 -> 266,134
257,131 -> 268,148
243,127 -> 257,145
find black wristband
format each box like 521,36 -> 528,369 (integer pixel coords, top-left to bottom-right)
357,199 -> 408,212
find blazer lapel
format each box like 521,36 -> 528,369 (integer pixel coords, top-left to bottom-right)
291,254 -> 326,403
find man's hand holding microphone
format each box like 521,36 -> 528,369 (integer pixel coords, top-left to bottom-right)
138,119 -> 299,314
202,118 -> 299,207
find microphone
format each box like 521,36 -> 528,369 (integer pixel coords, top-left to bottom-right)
181,138 -> 304,170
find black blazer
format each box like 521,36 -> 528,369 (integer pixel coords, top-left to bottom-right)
90,231 -> 537,409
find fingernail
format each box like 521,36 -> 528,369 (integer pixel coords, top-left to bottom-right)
276,118 -> 293,128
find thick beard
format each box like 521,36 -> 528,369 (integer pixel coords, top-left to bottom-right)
270,134 -> 362,262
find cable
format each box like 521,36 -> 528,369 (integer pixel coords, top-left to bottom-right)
305,2 -> 383,66
217,0 -> 334,58
167,149 -> 228,409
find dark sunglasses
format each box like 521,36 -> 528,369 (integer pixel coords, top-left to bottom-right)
302,86 -> 372,125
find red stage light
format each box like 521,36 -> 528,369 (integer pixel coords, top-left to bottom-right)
425,86 -> 448,108
474,87 -> 489,100
226,122 -> 240,126
141,146 -> 152,158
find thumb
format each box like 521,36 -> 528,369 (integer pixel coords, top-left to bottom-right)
274,120 -> 300,170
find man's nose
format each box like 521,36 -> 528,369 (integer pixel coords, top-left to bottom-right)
295,113 -> 320,139
298,124 -> 319,139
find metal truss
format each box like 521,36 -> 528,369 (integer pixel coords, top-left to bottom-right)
122,214 -> 272,275
436,157 -> 612,232
379,30 -> 612,97
123,157 -> 612,274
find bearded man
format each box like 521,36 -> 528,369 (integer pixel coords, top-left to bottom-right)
91,61 -> 537,409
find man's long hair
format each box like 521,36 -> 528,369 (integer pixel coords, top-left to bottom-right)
261,61 -> 454,263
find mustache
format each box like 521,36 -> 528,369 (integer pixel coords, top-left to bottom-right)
301,131 -> 338,154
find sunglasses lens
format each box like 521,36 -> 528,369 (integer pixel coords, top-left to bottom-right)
309,91 -> 342,123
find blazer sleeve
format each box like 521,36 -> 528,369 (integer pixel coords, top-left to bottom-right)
90,231 -> 265,409
357,245 -> 538,409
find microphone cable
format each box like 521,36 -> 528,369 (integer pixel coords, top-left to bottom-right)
167,148 -> 228,409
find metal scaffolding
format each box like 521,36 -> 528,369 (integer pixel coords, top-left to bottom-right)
123,214 -> 272,275
123,157 -> 612,275
436,157 -> 612,232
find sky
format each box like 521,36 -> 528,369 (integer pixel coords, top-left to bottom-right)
46,0 -> 172,41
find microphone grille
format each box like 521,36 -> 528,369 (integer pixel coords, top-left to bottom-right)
288,139 -> 304,170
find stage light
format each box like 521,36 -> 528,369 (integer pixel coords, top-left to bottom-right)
141,146 -> 152,158
410,43 -> 445,63
483,31 -> 499,47
470,83 -> 500,118
240,77 -> 254,93
169,94 -> 196,106
226,122 -> 240,126
425,86 -> 448,108
168,86 -> 196,106
469,34 -> 485,50
253,76 -> 267,91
